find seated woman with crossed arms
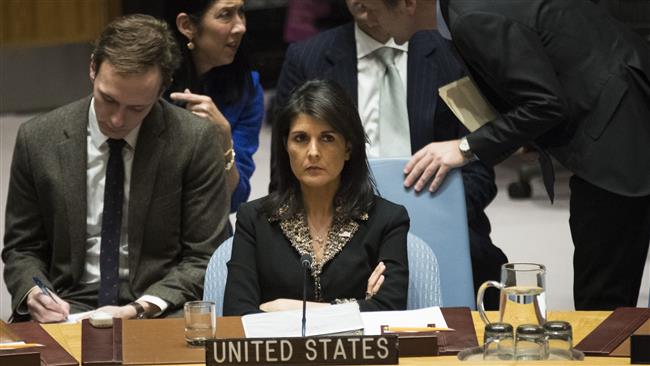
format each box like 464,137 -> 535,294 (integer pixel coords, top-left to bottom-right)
223,80 -> 409,315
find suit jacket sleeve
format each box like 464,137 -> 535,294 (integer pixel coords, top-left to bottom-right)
432,74 -> 497,221
223,203 -> 261,315
453,12 -> 569,165
2,126 -> 52,311
230,71 -> 264,212
357,204 -> 409,312
143,121 -> 230,308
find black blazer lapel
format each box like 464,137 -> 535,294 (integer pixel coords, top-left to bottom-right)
407,32 -> 438,152
57,97 -> 91,283
127,101 -> 166,280
324,23 -> 359,106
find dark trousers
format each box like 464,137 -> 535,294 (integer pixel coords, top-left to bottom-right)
570,175 -> 650,310
469,228 -> 508,310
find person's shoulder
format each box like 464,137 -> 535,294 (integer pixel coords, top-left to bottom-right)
409,29 -> 454,54
159,98 -> 214,131
250,70 -> 261,86
156,99 -> 222,154
371,196 -> 409,220
235,196 -> 271,220
19,96 -> 91,140
248,71 -> 264,96
287,22 -> 353,55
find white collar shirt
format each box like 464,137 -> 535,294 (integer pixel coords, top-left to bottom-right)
355,23 -> 410,158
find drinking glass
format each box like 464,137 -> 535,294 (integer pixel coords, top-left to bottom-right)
515,324 -> 547,360
184,301 -> 216,346
544,321 -> 573,359
483,322 -> 514,360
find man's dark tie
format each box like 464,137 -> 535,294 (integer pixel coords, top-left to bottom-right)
98,138 -> 126,307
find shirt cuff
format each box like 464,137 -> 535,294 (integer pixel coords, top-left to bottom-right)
137,295 -> 168,317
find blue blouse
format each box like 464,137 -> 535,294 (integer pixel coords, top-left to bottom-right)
208,71 -> 264,212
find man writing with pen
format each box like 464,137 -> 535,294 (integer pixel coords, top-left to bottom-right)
2,15 -> 230,322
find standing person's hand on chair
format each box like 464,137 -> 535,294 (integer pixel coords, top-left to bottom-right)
404,140 -> 467,192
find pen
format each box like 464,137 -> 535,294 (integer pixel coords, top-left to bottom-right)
32,276 -> 60,305
382,326 -> 455,332
32,276 -> 68,321
0,343 -> 45,350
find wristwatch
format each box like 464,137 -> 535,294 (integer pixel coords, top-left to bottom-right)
129,301 -> 147,319
458,136 -> 478,162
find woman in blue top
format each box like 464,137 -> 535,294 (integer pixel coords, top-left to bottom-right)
165,0 -> 264,212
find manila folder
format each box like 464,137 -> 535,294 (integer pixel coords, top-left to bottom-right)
438,76 -> 497,132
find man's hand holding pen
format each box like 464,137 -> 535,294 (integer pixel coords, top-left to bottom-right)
26,279 -> 70,323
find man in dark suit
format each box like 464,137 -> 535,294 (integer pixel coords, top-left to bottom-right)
2,15 -> 230,322
360,0 -> 650,309
273,0 -> 508,309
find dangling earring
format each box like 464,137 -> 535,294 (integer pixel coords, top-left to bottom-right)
187,41 -> 195,50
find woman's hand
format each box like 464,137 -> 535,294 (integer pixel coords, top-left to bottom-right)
366,261 -> 386,299
260,298 -> 329,312
170,89 -> 231,136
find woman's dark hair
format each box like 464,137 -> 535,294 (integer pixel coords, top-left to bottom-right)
265,79 -> 377,219
163,0 -> 253,105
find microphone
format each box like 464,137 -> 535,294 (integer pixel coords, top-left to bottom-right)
300,254 -> 312,337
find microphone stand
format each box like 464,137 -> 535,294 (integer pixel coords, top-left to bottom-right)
302,266 -> 308,337
300,254 -> 312,337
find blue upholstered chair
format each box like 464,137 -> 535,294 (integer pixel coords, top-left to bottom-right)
407,232 -> 443,309
203,232 -> 443,315
203,237 -> 233,316
369,158 -> 475,308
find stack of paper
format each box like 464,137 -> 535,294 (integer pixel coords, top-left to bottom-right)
242,303 -> 363,338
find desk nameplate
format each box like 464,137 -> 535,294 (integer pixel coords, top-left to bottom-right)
206,335 -> 398,365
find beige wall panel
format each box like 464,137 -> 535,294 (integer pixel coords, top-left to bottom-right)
1,0 -> 121,47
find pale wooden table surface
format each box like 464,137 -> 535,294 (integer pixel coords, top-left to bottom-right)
42,311 -> 628,366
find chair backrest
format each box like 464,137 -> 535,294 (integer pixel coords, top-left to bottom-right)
203,237 -> 233,316
370,158 -> 475,308
407,232 -> 443,309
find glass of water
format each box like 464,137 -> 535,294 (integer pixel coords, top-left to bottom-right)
515,324 -> 548,360
483,322 -> 514,360
544,321 -> 573,359
477,263 -> 547,329
184,301 -> 216,346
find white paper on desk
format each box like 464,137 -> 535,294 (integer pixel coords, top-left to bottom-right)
361,306 -> 448,335
242,302 -> 363,338
64,310 -> 95,323
439,76 -> 497,132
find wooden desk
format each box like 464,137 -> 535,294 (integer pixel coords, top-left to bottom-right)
41,311 -> 629,365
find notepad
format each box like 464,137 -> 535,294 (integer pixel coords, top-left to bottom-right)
241,302 -> 363,338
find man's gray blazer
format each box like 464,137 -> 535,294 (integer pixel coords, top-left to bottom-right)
2,96 -> 230,315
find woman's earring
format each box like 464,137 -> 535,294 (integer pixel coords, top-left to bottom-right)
187,41 -> 195,50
